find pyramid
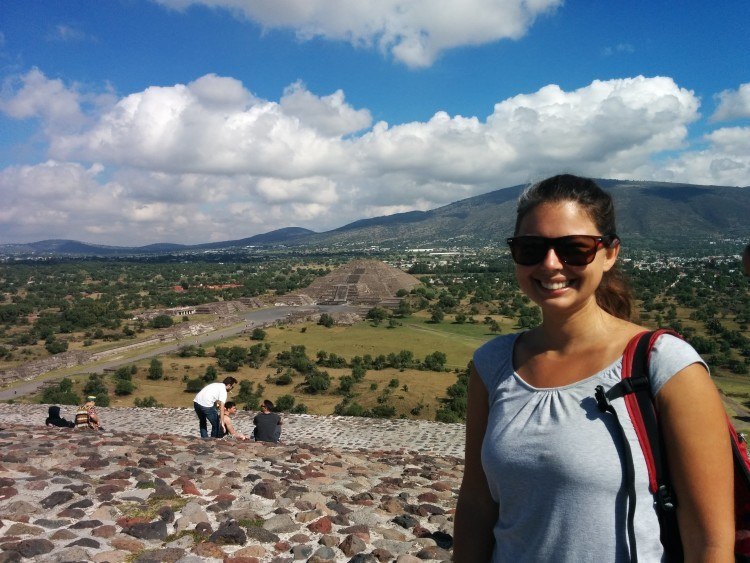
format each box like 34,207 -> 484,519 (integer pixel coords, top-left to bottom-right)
297,259 -> 421,307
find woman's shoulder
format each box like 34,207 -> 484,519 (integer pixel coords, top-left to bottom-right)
473,333 -> 520,388
649,332 -> 707,395
474,332 -> 519,361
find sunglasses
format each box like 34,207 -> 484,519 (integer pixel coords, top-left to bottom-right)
506,234 -> 618,266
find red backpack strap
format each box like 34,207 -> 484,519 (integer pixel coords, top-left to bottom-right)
595,328 -> 683,562
621,329 -> 679,495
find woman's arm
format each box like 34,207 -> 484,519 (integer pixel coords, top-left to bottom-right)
656,362 -> 734,562
454,365 -> 498,562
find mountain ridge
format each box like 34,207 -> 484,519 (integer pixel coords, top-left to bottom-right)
2,179 -> 748,256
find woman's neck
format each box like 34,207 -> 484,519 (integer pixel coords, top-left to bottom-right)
533,302 -> 619,351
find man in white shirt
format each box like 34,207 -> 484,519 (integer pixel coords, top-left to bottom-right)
193,376 -> 237,438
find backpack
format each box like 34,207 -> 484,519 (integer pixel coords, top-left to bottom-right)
74,406 -> 91,429
595,329 -> 750,562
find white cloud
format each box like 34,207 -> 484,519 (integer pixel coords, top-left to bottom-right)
602,43 -> 634,57
644,126 -> 750,187
47,24 -> 92,43
280,81 -> 371,137
152,0 -> 563,68
51,74 -> 352,177
0,68 -> 88,132
3,71 -> 749,246
712,83 -> 750,122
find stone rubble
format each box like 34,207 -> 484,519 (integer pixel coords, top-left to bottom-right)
0,405 -> 464,562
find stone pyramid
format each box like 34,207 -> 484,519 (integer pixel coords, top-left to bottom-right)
297,259 -> 421,307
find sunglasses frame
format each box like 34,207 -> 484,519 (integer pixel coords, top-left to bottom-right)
506,234 -> 619,266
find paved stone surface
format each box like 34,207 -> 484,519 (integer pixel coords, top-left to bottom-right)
0,403 -> 466,458
0,416 -> 462,562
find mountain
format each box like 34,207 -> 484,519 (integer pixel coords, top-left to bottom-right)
0,227 -> 315,257
305,179 -> 750,250
2,180 -> 748,256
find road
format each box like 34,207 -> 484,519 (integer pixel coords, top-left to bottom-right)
0,304 -> 354,401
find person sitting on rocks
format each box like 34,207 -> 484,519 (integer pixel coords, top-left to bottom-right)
75,396 -> 101,431
45,405 -> 75,428
253,399 -> 282,443
220,401 -> 248,441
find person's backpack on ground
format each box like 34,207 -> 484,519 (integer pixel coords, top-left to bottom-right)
45,405 -> 74,428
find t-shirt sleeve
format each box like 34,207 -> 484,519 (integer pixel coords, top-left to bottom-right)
649,333 -> 709,396
472,334 -> 516,402
217,387 -> 227,404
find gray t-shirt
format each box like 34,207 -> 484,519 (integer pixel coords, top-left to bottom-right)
473,332 -> 705,562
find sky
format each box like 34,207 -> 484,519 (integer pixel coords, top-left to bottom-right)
0,1 -> 749,246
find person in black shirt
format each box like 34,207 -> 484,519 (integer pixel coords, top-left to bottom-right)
253,399 -> 282,442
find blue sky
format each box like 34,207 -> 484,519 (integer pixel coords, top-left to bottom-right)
0,0 -> 748,245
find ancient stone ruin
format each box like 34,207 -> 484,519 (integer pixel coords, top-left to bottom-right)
292,259 -> 420,308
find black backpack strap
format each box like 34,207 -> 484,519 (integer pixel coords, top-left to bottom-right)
595,383 -> 639,562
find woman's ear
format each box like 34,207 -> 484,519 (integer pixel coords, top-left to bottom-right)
602,238 -> 620,272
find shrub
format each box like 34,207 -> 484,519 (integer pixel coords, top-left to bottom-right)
250,328 -> 266,341
305,370 -> 331,393
113,366 -> 132,381
134,396 -> 163,408
148,315 -> 173,329
148,358 -> 164,380
370,404 -> 396,418
275,370 -> 294,385
115,379 -> 135,396
318,313 -> 334,328
45,337 -> 68,355
203,365 -> 218,382
185,378 -> 204,393
40,378 -> 80,405
275,394 -> 295,412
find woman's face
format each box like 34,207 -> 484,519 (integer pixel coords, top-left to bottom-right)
514,200 -> 619,316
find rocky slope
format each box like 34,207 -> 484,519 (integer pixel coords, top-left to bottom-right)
0,406 -> 463,562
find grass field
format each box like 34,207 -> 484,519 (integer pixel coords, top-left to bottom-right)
23,312 -> 513,419
17,302 -> 750,428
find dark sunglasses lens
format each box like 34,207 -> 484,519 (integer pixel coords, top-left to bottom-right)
510,238 -> 549,265
509,236 -> 602,265
555,236 -> 599,265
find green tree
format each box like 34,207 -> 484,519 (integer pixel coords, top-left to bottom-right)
430,306 -> 444,323
148,358 -> 164,380
134,396 -> 163,408
423,351 -> 447,371
366,307 -> 388,326
115,379 -> 135,396
40,378 -> 80,405
318,313 -> 335,328
149,314 -> 174,329
250,328 -> 266,340
185,378 -> 204,393
203,365 -> 218,382
45,337 -> 68,355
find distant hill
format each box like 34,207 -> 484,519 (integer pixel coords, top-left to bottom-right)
303,179 -> 750,250
0,227 -> 315,257
2,180 -> 748,256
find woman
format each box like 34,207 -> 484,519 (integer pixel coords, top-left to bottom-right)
454,175 -> 733,562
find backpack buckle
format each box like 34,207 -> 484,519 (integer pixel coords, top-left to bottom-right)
655,484 -> 676,512
595,385 -> 610,413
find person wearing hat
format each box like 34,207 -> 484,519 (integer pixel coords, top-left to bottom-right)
75,395 -> 101,430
